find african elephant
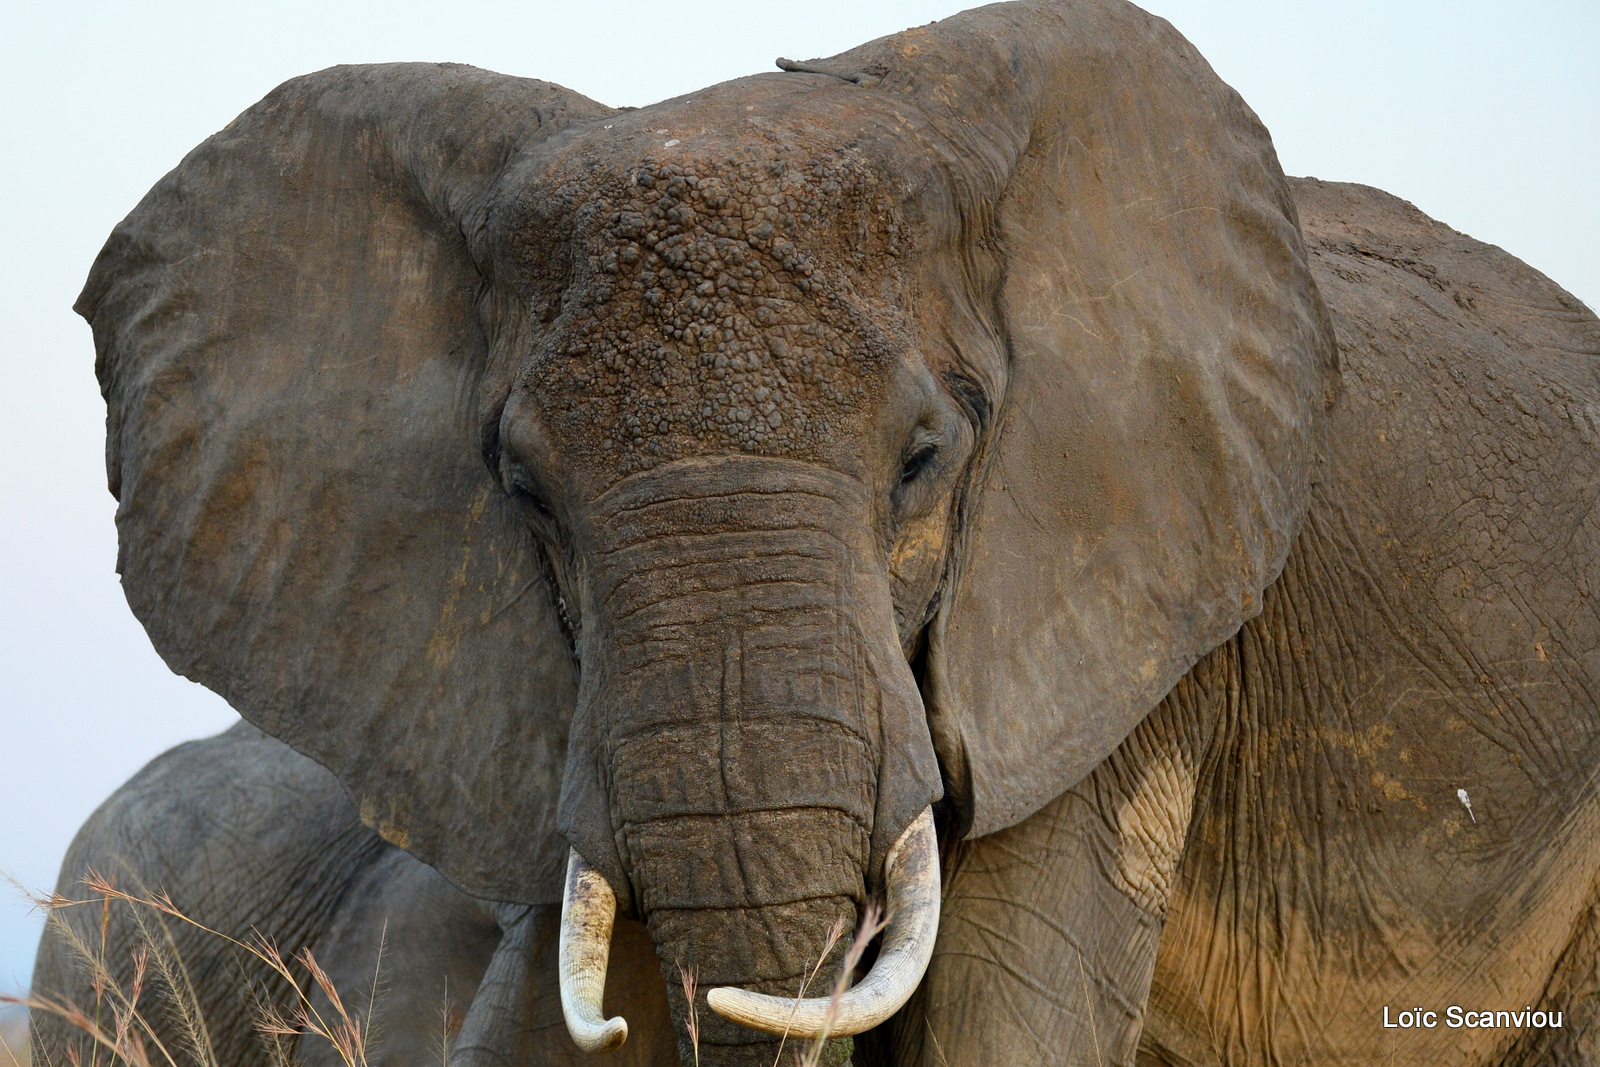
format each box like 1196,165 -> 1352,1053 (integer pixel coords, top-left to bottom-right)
33,0 -> 1600,1064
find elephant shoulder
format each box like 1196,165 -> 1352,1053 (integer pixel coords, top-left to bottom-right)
1288,176 -> 1600,381
1281,176 -> 1600,785
1288,174 -> 1600,598
52,720 -> 386,935
1288,176 -> 1600,511
67,721 -> 370,869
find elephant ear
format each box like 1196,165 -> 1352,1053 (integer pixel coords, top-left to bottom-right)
796,0 -> 1337,835
78,64 -> 612,903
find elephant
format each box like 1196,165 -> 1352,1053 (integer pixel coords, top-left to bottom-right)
31,0 -> 1600,1064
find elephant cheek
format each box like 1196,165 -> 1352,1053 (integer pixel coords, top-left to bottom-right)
889,509 -> 952,647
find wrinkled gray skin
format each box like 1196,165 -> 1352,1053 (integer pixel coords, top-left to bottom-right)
33,1 -> 1600,1065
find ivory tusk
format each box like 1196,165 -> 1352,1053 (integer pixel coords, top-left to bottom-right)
705,806 -> 940,1038
558,849 -> 629,1052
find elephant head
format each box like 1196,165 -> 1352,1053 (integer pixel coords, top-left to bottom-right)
78,0 -> 1333,1062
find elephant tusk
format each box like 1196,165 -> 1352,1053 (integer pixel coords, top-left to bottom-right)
705,806 -> 940,1038
558,849 -> 629,1053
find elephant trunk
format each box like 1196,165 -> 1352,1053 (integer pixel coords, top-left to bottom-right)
556,457 -> 943,1066
643,813 -> 863,1066
605,529 -> 876,1067
704,807 -> 940,1037
557,813 -> 942,1065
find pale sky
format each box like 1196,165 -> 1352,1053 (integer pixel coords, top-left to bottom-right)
1,0 -> 1595,990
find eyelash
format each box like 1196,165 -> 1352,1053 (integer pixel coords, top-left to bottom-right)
900,443 -> 938,485
523,491 -> 555,521
507,467 -> 556,521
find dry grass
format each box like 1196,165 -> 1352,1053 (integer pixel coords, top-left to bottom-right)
0,872 -> 399,1067
15,876 -> 895,1067
791,902 -> 886,1067
677,966 -> 701,1067
676,903 -> 886,1067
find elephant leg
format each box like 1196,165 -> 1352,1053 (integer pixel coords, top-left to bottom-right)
894,643 -> 1235,1066
453,903 -> 678,1066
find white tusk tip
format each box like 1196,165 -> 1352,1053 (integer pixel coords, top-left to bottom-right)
696,807 -> 941,1039
559,849 -> 628,1053
572,1016 -> 628,1053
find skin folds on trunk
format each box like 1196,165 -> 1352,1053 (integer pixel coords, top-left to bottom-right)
556,458 -> 941,1066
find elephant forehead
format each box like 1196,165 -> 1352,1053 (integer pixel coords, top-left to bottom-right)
518,149 -> 918,475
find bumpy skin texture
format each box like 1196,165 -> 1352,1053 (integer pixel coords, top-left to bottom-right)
39,187 -> 1600,1066
43,2 -> 1600,1067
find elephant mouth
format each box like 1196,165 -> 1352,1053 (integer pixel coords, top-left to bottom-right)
557,805 -> 941,1051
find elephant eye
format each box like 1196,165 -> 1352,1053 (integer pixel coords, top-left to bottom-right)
893,439 -> 942,521
899,441 -> 938,486
524,491 -> 555,521
505,464 -> 556,522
